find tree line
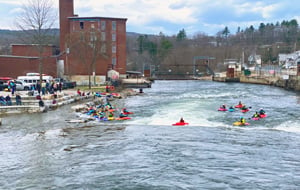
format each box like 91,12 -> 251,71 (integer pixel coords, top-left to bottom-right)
0,0 -> 299,78
127,19 -> 300,76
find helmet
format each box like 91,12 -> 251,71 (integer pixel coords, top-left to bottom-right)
260,108 -> 263,110
240,116 -> 243,119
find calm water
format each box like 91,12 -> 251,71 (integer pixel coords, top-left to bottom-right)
1,80 -> 300,189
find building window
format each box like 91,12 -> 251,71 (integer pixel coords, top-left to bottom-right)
101,32 -> 106,41
101,21 -> 106,31
101,44 -> 106,53
112,57 -> 117,67
112,33 -> 116,42
112,45 -> 116,53
80,21 -> 84,29
90,32 -> 97,42
112,21 -> 116,31
91,23 -> 95,29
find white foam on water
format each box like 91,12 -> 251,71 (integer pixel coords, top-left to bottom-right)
273,120 -> 300,133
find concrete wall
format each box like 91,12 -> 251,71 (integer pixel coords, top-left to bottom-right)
69,75 -> 106,86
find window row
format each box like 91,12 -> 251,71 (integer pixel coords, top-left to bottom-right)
79,21 -> 117,31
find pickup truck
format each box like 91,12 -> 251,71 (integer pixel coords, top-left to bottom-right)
5,80 -> 32,91
54,78 -> 76,89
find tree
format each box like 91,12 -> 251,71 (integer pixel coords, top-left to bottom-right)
15,0 -> 57,82
222,26 -> 230,38
67,29 -> 110,89
176,29 -> 187,41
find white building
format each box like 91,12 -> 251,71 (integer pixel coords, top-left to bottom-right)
278,51 -> 300,69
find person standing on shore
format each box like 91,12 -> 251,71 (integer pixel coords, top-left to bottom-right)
16,94 -> 22,105
41,81 -> 46,95
36,82 -> 41,95
10,80 -> 16,96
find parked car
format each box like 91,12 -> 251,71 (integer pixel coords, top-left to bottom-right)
7,80 -> 31,91
0,81 -> 8,91
54,78 -> 77,89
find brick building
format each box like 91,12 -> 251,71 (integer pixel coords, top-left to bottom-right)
0,0 -> 127,84
0,45 -> 57,78
59,0 -> 127,84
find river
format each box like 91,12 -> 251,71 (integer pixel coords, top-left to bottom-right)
1,80 -> 300,189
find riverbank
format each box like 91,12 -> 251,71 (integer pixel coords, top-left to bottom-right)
0,88 -> 140,117
0,90 -> 91,116
213,73 -> 300,91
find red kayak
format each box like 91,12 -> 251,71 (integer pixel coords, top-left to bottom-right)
235,104 -> 243,108
172,122 -> 189,126
124,111 -> 134,114
115,117 -> 131,120
259,114 -> 267,118
218,108 -> 228,111
241,109 -> 249,113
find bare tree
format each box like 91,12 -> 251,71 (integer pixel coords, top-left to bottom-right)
67,29 -> 110,89
15,0 -> 57,81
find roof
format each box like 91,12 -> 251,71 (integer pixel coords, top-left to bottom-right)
68,16 -> 127,21
126,71 -> 142,75
0,55 -> 38,59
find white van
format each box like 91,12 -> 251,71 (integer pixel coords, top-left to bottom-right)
17,75 -> 53,87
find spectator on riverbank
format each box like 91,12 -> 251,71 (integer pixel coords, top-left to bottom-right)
0,96 -> 6,105
58,82 -> 62,92
36,82 -> 41,95
77,89 -> 82,96
16,94 -> 22,105
5,95 -> 12,106
41,81 -> 46,95
39,99 -> 45,107
10,80 -> 16,96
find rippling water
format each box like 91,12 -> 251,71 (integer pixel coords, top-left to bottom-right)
1,80 -> 300,189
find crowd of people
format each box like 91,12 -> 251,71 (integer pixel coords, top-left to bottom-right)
0,94 -> 22,106
1,80 -> 64,107
29,80 -> 63,96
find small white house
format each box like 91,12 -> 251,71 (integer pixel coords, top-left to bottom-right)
278,51 -> 300,69
248,54 -> 261,66
224,59 -> 242,71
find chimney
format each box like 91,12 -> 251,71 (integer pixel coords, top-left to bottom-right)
59,0 -> 74,53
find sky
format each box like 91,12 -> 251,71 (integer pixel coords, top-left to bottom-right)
0,0 -> 300,37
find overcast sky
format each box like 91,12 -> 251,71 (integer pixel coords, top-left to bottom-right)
0,0 -> 300,36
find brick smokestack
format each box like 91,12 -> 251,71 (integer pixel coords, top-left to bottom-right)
59,0 -> 74,54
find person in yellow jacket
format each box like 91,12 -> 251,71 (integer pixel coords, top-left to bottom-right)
240,117 -> 246,124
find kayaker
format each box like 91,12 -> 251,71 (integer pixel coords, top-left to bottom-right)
221,104 -> 226,109
179,117 -> 185,123
119,112 -> 128,118
240,116 -> 246,124
241,105 -> 248,110
108,111 -> 114,118
259,108 -> 265,115
99,111 -> 105,119
122,108 -> 129,114
252,112 -> 259,118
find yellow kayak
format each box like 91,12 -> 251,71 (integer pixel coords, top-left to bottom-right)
108,117 -> 114,121
233,121 -> 249,126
